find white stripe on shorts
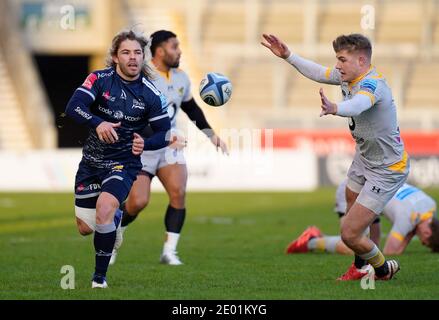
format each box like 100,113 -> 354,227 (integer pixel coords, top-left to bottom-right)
102,175 -> 123,185
75,191 -> 101,199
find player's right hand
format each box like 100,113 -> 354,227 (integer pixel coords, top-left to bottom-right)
261,34 -> 291,59
96,121 -> 121,144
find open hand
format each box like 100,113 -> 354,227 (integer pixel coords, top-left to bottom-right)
319,88 -> 337,117
96,121 -> 121,144
261,34 -> 291,59
210,134 -> 229,155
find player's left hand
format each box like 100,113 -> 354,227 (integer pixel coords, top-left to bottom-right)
132,133 -> 144,155
210,135 -> 229,155
319,88 -> 338,117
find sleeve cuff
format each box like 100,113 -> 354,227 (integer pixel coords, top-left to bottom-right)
285,53 -> 296,64
89,117 -> 104,129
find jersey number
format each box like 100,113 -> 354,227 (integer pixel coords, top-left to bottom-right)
167,103 -> 177,121
349,117 -> 356,131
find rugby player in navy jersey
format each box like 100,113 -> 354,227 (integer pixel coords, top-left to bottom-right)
110,31 -> 229,266
65,30 -> 171,288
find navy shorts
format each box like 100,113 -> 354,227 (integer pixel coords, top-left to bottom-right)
74,160 -> 140,209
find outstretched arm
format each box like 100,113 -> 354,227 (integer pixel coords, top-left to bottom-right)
261,34 -> 341,85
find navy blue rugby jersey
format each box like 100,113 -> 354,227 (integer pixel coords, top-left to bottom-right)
66,68 -> 170,169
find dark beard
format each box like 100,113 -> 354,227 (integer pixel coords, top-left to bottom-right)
169,61 -> 179,68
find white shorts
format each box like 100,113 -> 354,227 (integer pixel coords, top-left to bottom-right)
140,147 -> 186,176
347,151 -> 410,215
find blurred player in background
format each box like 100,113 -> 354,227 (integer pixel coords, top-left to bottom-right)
286,180 -> 439,261
65,30 -> 171,288
111,30 -> 228,266
262,33 -> 409,280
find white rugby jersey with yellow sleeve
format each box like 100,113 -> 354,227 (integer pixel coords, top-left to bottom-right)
286,54 -> 406,168
383,183 -> 437,241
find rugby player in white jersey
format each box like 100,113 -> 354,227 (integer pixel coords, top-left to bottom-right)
262,33 -> 409,280
286,180 -> 439,260
111,30 -> 228,266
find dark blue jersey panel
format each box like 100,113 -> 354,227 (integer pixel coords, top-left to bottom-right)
66,68 -> 170,169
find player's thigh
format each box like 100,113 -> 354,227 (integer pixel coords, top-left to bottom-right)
98,167 -> 138,222
346,153 -> 365,210
358,166 -> 408,215
125,172 -> 152,212
157,163 -> 188,197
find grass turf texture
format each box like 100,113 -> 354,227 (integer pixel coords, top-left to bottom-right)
1,189 -> 438,299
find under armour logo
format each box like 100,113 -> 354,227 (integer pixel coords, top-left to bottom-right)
371,186 -> 381,193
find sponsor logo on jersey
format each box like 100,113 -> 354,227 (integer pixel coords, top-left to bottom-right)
82,73 -> 97,90
114,111 -> 124,120
112,165 -> 124,172
124,115 -> 141,122
97,70 -> 115,79
102,91 -> 116,102
74,106 -> 92,120
132,99 -> 145,110
98,105 -> 113,116
121,90 -> 127,100
360,79 -> 377,94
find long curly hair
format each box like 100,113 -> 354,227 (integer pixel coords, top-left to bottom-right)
106,29 -> 153,78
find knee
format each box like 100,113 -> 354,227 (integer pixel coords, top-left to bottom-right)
129,196 -> 149,214
169,187 -> 186,203
96,202 -> 117,224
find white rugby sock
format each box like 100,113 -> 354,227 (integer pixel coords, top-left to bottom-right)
308,236 -> 341,253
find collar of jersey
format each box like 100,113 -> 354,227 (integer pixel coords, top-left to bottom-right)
150,62 -> 172,82
348,65 -> 374,88
116,71 -> 143,84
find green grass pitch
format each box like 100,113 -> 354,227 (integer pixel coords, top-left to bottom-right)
1,189 -> 438,300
